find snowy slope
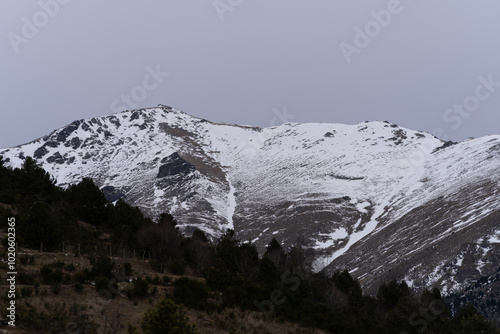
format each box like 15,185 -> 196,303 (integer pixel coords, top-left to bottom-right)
322,135 -> 500,294
2,105 -> 499,297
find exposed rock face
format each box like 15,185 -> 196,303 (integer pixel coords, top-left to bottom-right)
101,186 -> 127,202
157,153 -> 196,178
1,105 -> 500,309
68,137 -> 81,149
33,145 -> 49,159
57,121 -> 81,143
46,152 -> 65,164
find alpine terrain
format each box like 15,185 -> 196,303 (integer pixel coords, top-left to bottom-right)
2,105 -> 500,316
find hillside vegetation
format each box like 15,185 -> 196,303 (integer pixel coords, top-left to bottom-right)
0,156 -> 499,333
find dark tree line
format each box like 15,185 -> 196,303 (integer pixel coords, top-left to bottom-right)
0,156 -> 153,251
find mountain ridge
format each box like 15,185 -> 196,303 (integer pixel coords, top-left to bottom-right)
2,105 -> 499,305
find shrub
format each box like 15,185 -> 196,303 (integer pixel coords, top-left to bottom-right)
168,259 -> 186,275
173,278 -> 211,311
89,253 -> 115,279
52,260 -> 65,268
52,283 -> 61,294
19,255 -> 30,266
146,275 -> 161,286
49,269 -> 63,284
41,266 -> 63,285
65,273 -> 71,283
0,193 -> 15,205
123,262 -> 133,276
95,277 -> 108,291
128,277 -> 149,299
40,265 -> 52,280
74,282 -> 83,293
162,275 -> 171,285
204,266 -> 240,291
141,298 -> 198,334
74,271 -> 87,284
65,263 -> 76,272
34,281 -> 40,295
95,276 -> 117,298
17,272 -> 35,285
16,300 -> 97,333
21,286 -> 33,298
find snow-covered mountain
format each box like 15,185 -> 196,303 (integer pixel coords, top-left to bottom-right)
2,105 -> 500,301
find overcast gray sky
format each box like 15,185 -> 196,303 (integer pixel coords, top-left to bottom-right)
2,1 -> 500,148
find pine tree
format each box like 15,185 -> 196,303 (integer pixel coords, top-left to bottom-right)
68,177 -> 110,226
331,269 -> 362,305
265,238 -> 286,270
454,304 -> 500,334
19,156 -> 57,199
19,201 -> 62,249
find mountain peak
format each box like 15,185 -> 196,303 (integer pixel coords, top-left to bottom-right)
2,105 -> 500,298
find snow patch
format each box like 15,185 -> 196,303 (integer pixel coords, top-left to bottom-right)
226,179 -> 236,230
487,230 -> 500,243
314,228 -> 348,249
355,201 -> 370,213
